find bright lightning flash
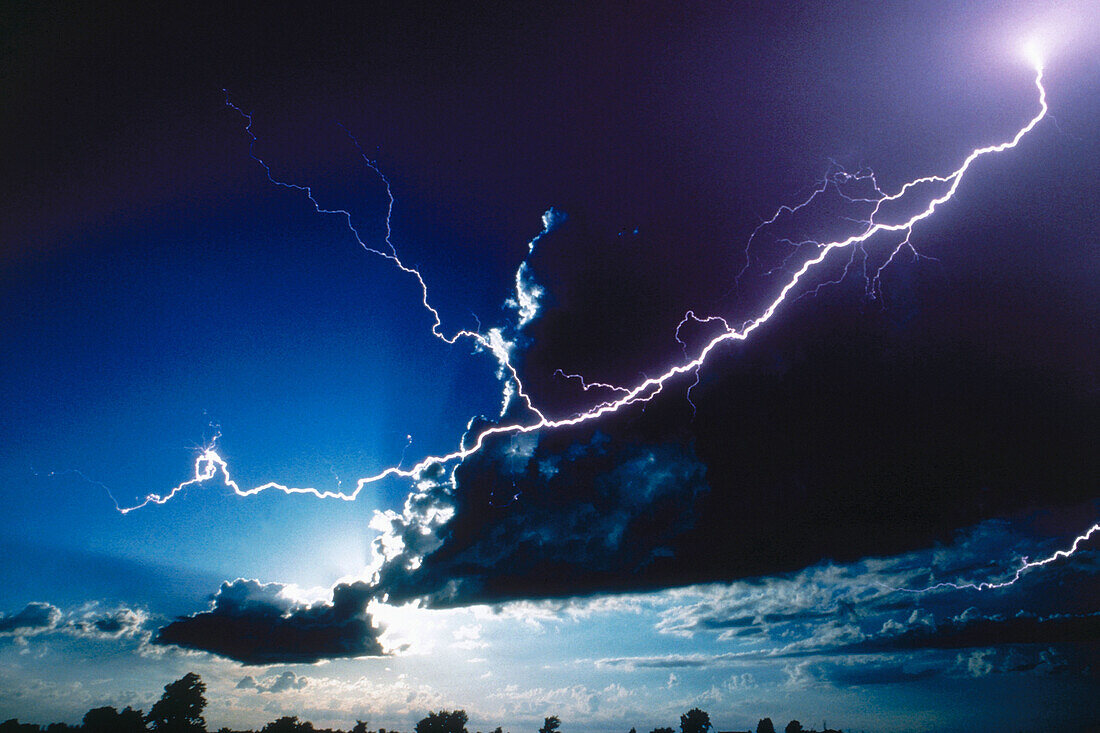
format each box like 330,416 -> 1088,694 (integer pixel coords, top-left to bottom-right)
105,55 -> 1097,594
1022,39 -> 1045,71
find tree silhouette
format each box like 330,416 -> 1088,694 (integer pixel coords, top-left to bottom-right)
353,722 -> 369,733
83,706 -> 120,733
261,716 -> 315,733
784,722 -> 802,733
47,724 -> 80,733
118,707 -> 147,733
46,724 -> 80,733
1,721 -> 46,733
416,710 -> 469,733
538,717 -> 560,733
83,705 -> 145,733
650,728 -> 674,733
756,719 -> 775,733
146,672 -> 207,732
680,709 -> 711,733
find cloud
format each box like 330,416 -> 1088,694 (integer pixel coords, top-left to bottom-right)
785,658 -> 943,689
156,377 -> 1097,665
237,670 -> 310,693
849,610 -> 1100,653
369,465 -> 456,604
953,649 -> 995,678
507,207 -> 566,329
69,607 -> 149,639
451,623 -> 487,650
787,640 -> 1086,691
155,295 -> 1100,669
592,600 -> 1100,683
154,578 -> 385,665
361,290 -> 1100,609
229,672 -> 446,722
373,428 -> 711,607
595,651 -> 752,670
0,601 -> 153,654
236,675 -> 258,690
486,681 -> 634,720
725,672 -> 756,690
0,602 -> 61,636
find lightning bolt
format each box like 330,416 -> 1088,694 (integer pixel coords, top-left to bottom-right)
893,522 -> 1099,594
112,56 -> 1086,594
220,93 -> 548,422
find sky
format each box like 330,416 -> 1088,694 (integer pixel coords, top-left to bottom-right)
2,2 -> 1099,731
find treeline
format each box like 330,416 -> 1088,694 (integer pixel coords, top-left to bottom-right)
0,673 -> 844,733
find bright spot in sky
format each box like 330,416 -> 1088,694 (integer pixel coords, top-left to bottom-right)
1022,39 -> 1044,68
1007,0 -> 1100,68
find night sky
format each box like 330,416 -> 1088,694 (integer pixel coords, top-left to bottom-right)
2,2 -> 1099,731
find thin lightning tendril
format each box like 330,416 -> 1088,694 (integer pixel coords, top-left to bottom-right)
107,61 -> 1095,594
220,93 -> 547,423
894,523 -> 1100,594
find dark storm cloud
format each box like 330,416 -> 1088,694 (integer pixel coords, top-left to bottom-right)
596,591 -> 1100,673
793,659 -> 944,687
169,483 -> 1091,663
93,615 -> 125,633
374,425 -> 711,607
0,602 -> 61,635
755,607 -> 1100,664
154,578 -> 384,665
787,644 -> 1085,691
357,255 -> 1099,609
850,609 -> 1100,653
653,512 -> 1100,647
1004,647 -> 1071,676
760,607 -> 1100,673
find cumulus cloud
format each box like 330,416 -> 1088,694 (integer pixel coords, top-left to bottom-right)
369,463 -> 456,603
451,623 -> 487,650
487,681 -> 634,721
0,602 -> 61,636
0,601 -> 150,643
69,606 -> 149,639
155,578 -> 385,665
237,670 -> 310,693
954,649 -> 995,678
